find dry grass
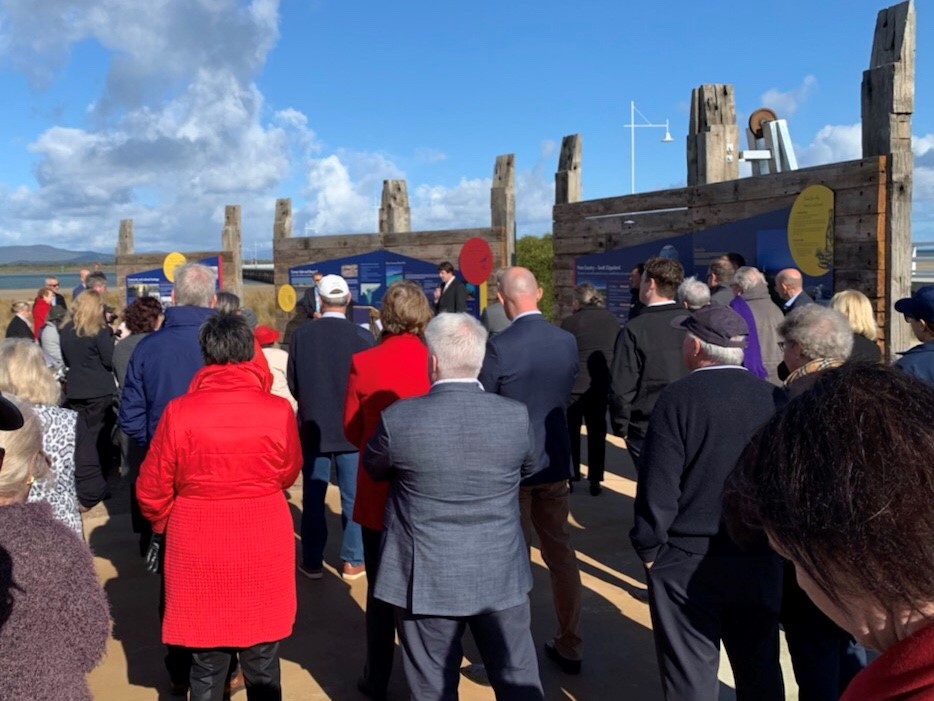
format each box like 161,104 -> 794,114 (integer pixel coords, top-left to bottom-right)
0,286 -> 277,332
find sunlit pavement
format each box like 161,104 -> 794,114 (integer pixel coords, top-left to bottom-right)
86,433 -> 797,700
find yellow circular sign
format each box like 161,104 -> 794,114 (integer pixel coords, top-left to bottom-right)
162,252 -> 187,283
278,284 -> 297,313
787,184 -> 834,277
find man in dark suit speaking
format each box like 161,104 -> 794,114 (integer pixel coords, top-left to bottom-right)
364,313 -> 543,700
435,260 -> 468,313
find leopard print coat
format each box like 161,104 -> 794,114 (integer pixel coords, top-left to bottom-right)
28,403 -> 83,537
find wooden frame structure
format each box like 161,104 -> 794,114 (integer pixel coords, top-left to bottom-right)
552,1 -> 914,359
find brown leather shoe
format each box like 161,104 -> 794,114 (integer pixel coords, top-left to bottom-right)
224,669 -> 245,698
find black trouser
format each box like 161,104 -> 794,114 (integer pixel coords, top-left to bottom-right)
567,391 -> 608,483
646,546 -> 784,701
781,562 -> 867,700
361,526 -> 394,700
127,438 -> 152,556
66,394 -> 114,507
190,642 -> 281,701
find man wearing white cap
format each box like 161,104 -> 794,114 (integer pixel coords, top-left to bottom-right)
288,275 -> 374,580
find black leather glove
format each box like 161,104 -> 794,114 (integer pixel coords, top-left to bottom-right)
145,533 -> 164,574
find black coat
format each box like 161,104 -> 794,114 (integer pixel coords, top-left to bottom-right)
287,316 -> 374,454
560,306 -> 620,397
5,315 -> 33,340
436,279 -> 467,314
60,325 -> 115,400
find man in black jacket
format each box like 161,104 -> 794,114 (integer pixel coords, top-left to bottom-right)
435,261 -> 467,314
609,256 -> 688,466
288,275 -> 374,581
632,304 -> 786,701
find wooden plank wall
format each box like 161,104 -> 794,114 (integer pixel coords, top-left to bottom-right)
553,156 -> 890,350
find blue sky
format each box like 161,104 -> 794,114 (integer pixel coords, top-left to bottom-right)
0,0 -> 930,255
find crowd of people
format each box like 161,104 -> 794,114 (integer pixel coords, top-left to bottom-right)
0,253 -> 932,701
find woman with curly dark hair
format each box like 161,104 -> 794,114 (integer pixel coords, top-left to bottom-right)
728,363 -> 934,700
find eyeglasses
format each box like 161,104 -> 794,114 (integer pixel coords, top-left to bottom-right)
777,341 -> 791,351
48,284 -> 59,288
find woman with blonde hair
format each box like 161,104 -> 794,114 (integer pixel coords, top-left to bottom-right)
830,289 -> 881,363
0,397 -> 110,699
60,290 -> 115,510
0,338 -> 82,535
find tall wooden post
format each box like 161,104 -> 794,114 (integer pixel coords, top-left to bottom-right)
116,219 -> 134,256
862,0 -> 914,357
491,154 -> 516,265
378,180 -> 411,234
221,205 -> 243,299
555,134 -> 582,205
687,84 -> 740,186
273,198 -> 292,242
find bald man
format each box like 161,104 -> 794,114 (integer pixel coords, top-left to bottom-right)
479,267 -> 584,674
774,268 -> 814,315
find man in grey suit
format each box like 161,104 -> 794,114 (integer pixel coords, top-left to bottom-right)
364,313 -> 544,701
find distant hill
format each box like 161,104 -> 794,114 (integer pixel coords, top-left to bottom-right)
0,245 -> 114,265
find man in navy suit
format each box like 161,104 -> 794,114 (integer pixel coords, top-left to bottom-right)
775,268 -> 814,314
365,313 -> 543,700
479,267 -> 583,674
288,274 -> 374,580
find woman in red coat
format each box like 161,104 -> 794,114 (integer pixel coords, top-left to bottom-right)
137,313 -> 302,701
343,280 -> 433,699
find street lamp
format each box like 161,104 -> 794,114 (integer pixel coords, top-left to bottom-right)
626,100 -> 674,194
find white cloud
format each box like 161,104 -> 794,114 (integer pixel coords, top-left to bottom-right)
796,123 -> 862,167
0,0 -> 296,251
760,75 -> 817,118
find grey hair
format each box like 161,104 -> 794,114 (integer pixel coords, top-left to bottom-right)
174,263 -> 217,307
199,313 -> 255,365
424,313 -> 488,380
779,305 -> 854,361
733,266 -> 766,293
574,283 -> 604,307
692,334 -> 745,366
678,277 -> 710,311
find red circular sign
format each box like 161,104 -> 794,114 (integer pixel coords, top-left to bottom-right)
458,237 -> 494,285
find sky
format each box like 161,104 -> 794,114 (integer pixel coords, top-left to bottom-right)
0,0 -> 931,257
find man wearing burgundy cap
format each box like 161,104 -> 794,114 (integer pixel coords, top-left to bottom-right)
631,304 -> 786,701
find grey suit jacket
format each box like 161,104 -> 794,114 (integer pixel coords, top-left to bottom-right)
364,382 -> 535,616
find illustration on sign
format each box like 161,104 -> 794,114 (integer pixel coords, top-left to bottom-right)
574,205 -> 834,324
125,255 -> 223,306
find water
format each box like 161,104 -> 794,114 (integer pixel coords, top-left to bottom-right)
0,272 -> 269,291
0,273 -> 84,291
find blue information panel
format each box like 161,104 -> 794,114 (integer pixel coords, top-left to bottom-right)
289,249 -> 480,319
574,207 -> 833,324
125,255 -> 222,307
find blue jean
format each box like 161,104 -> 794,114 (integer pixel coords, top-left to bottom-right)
301,451 -> 364,568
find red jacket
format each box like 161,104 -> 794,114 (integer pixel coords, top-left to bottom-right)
842,623 -> 934,701
33,297 -> 51,340
344,333 -> 430,531
137,362 -> 302,648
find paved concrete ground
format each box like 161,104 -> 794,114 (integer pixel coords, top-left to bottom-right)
85,435 -> 796,700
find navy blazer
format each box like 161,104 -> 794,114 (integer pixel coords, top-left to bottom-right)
478,313 -> 577,485
365,382 -> 535,616
287,316 -> 374,454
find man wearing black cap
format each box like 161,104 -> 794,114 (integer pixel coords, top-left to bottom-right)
631,304 -> 786,701
894,285 -> 934,385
